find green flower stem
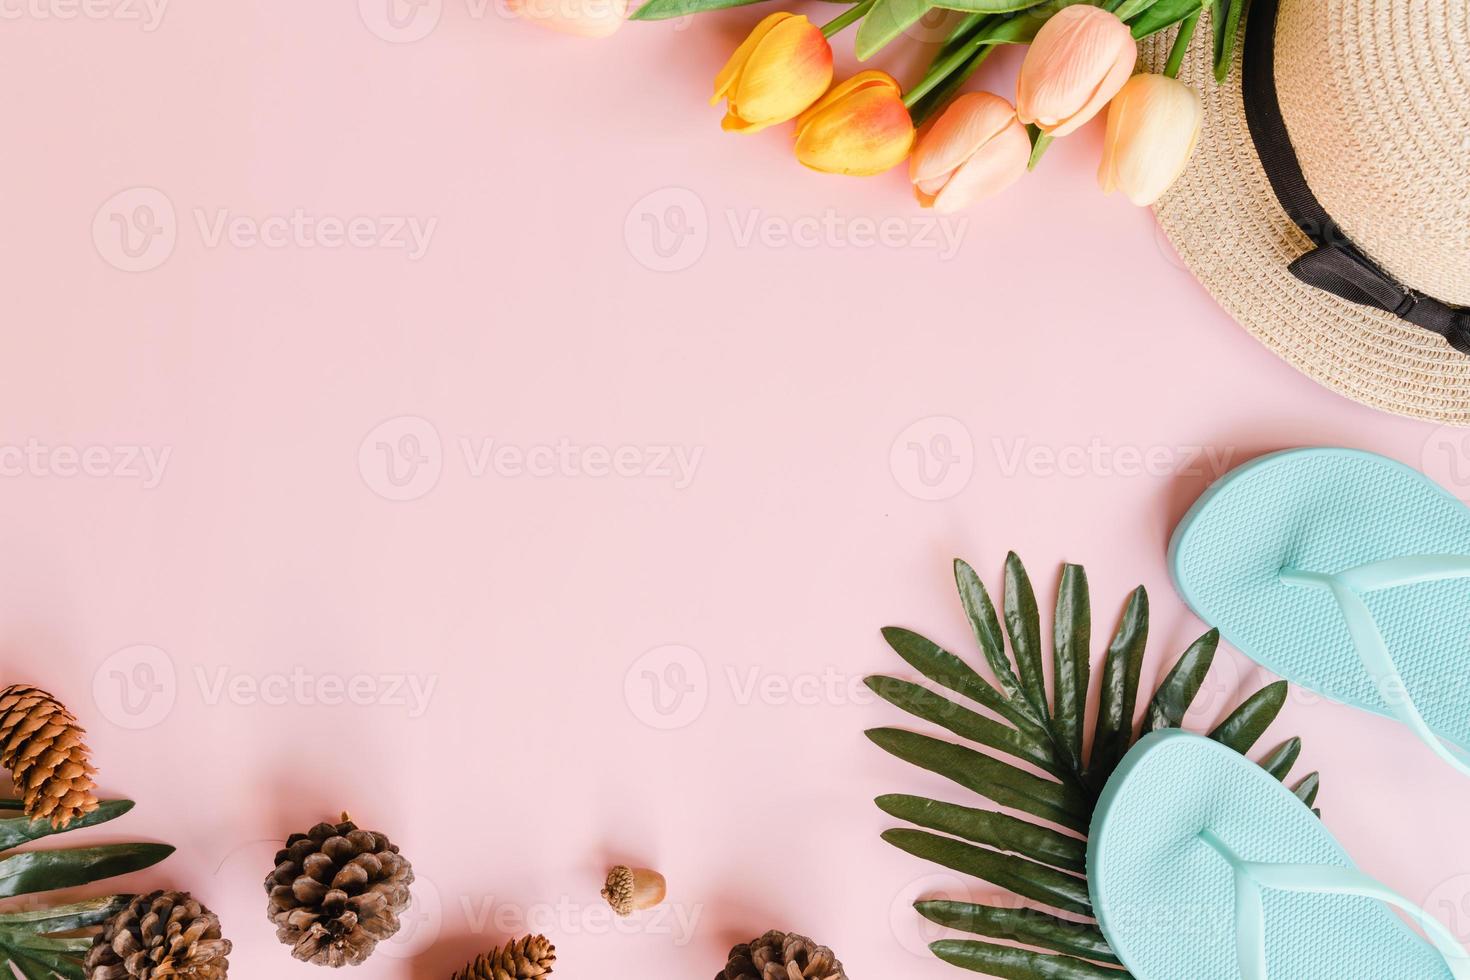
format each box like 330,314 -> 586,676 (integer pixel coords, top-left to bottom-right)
1164,9 -> 1200,78
821,0 -> 874,38
1027,129 -> 1054,170
903,33 -> 996,109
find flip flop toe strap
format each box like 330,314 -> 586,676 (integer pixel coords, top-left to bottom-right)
1280,554 -> 1470,777
1201,829 -> 1470,979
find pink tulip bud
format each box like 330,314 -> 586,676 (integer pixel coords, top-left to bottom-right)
1098,73 -> 1203,206
910,92 -> 1031,212
509,0 -> 627,38
1016,6 -> 1137,138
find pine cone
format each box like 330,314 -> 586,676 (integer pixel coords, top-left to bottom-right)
84,890 -> 232,979
451,935 -> 556,979
0,684 -> 99,828
716,931 -> 846,980
264,813 -> 414,968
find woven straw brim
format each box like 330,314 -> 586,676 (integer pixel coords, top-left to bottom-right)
1140,13 -> 1470,425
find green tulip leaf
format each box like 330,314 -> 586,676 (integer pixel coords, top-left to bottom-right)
856,0 -> 932,60
630,0 -> 768,20
1128,0 -> 1204,39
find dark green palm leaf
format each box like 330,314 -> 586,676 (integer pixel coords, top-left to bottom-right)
872,556 -> 1315,980
917,903 -> 1119,964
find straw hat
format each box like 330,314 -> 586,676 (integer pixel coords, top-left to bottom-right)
1140,0 -> 1470,424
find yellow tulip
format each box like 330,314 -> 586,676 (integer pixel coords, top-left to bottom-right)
910,92 -> 1031,212
1016,5 -> 1137,138
793,71 -> 915,176
1098,73 -> 1203,206
713,13 -> 834,133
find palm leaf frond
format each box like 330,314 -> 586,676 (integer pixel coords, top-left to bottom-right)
870,555 -> 1315,979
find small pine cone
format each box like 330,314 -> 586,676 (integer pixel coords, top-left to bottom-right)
0,684 -> 99,828
84,890 -> 232,979
264,813 -> 414,968
716,931 -> 846,980
452,935 -> 556,979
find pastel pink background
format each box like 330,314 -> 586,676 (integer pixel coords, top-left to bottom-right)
1,2 -> 1468,977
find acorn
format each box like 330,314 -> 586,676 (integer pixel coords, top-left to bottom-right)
600,866 -> 666,916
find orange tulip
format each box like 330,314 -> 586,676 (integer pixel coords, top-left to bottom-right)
794,71 -> 915,176
1098,73 -> 1203,206
509,0 -> 627,37
713,13 -> 834,133
910,92 -> 1031,212
1016,5 -> 1137,138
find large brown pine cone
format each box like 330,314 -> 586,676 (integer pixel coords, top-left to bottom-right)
716,931 -> 846,980
451,935 -> 556,979
0,684 -> 99,828
84,890 -> 232,979
264,814 -> 414,968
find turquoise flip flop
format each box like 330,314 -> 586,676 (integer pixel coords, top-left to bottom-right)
1169,447 -> 1470,775
1090,730 -> 1470,979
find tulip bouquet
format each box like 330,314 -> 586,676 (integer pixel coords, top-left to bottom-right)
631,0 -> 1250,211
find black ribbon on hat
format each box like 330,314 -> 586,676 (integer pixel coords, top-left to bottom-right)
1241,0 -> 1470,355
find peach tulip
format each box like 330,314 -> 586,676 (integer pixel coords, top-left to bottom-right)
1098,73 -> 1203,206
1016,5 -> 1137,138
793,71 -> 915,176
509,0 -> 627,37
910,92 -> 1031,212
712,13 -> 834,133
